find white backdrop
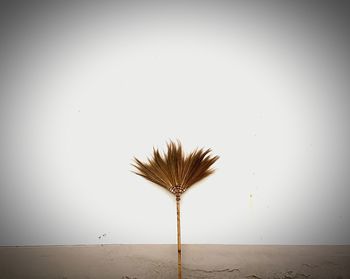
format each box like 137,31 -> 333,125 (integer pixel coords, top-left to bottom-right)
0,1 -> 350,245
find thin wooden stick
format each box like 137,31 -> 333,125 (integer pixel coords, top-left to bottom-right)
176,194 -> 182,279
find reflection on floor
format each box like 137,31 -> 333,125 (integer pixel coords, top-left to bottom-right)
1,245 -> 349,278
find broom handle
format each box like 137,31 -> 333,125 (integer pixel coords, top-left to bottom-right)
176,195 -> 182,279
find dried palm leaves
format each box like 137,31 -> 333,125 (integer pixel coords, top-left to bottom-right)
132,140 -> 219,198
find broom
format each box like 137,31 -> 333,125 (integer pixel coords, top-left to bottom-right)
132,140 -> 219,279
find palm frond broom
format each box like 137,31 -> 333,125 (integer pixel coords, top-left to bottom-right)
132,140 -> 219,279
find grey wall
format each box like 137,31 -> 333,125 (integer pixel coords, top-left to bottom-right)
0,1 -> 350,245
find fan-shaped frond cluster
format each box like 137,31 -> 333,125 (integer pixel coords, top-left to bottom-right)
132,140 -> 219,196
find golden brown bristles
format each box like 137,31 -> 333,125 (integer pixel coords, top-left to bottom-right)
132,140 -> 219,196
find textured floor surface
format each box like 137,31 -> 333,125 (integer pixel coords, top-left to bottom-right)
0,245 -> 349,279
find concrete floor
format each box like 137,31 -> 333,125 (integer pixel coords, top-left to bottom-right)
0,245 -> 349,279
